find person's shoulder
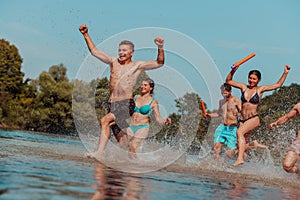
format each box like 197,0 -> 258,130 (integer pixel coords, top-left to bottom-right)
151,99 -> 158,106
219,98 -> 226,103
229,96 -> 241,105
228,95 -> 238,101
233,96 -> 241,102
111,57 -> 118,63
133,60 -> 146,67
110,57 -> 119,66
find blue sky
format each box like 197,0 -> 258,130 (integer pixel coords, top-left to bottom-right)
0,0 -> 299,110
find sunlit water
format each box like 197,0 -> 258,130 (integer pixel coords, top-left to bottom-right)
1,129 -> 300,200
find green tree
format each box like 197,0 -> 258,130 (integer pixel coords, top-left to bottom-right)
0,39 -> 25,127
0,39 -> 24,97
49,64 -> 68,82
27,65 -> 74,134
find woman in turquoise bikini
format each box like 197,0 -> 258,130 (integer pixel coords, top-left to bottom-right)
127,78 -> 171,157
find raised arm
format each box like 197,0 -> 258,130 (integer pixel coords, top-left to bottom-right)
225,67 -> 246,90
79,24 -> 115,64
152,100 -> 171,125
138,37 -> 165,70
269,103 -> 300,129
260,65 -> 290,92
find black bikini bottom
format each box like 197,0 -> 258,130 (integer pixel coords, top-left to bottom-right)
239,114 -> 259,123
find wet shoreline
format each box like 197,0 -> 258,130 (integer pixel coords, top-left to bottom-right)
166,163 -> 300,191
4,136 -> 299,191
2,129 -> 300,199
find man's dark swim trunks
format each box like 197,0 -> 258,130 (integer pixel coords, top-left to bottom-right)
108,99 -> 135,137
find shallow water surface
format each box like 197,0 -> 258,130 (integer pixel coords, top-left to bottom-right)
1,129 -> 300,199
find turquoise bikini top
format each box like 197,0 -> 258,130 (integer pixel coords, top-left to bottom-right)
133,95 -> 154,116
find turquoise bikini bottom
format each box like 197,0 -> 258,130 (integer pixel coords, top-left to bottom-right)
130,124 -> 150,134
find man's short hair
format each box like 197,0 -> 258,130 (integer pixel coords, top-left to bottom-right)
119,40 -> 134,51
221,83 -> 232,92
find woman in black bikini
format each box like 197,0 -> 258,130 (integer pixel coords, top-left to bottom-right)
226,65 -> 290,166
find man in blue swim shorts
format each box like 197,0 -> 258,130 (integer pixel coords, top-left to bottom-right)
207,83 -> 241,160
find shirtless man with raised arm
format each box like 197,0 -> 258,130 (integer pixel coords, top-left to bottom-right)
269,102 -> 300,174
79,24 -> 165,157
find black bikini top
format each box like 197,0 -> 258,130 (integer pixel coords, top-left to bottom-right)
241,89 -> 260,104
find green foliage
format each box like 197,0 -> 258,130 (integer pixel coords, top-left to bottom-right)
0,39 -> 24,96
0,39 -> 25,127
48,64 -> 68,82
24,64 -> 75,133
0,40 -> 76,134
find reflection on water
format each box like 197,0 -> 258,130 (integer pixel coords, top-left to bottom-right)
1,129 -> 300,200
91,163 -> 143,200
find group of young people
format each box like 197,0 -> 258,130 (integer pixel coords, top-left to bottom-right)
206,83 -> 267,161
79,24 -> 299,174
209,64 -> 299,174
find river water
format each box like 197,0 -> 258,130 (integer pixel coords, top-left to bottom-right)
1,129 -> 300,200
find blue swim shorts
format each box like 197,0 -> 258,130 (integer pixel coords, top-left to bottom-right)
214,124 -> 237,150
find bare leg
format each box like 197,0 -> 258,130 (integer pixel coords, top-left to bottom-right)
213,142 -> 223,160
245,140 -> 267,151
251,140 -> 267,149
109,121 -> 131,149
98,113 -> 115,153
128,128 -> 149,159
283,151 -> 299,173
86,113 -> 115,158
234,130 -> 246,166
115,130 -> 129,143
226,148 -> 237,158
233,117 -> 259,167
129,139 -> 139,159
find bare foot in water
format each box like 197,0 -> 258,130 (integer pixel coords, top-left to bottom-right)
233,159 -> 244,167
253,140 -> 267,149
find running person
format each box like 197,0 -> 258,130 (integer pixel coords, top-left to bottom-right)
127,78 -> 171,158
226,64 -> 290,166
269,102 -> 300,174
207,83 -> 241,160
